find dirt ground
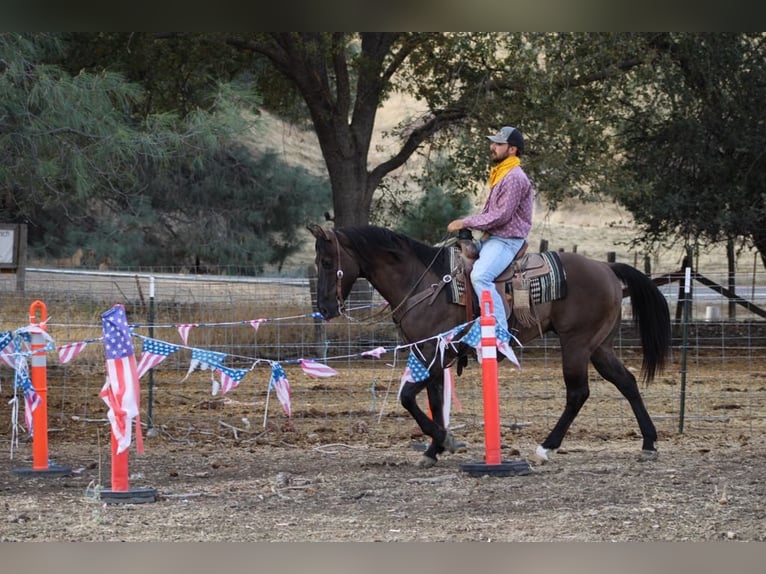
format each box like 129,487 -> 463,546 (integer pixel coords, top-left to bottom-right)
2,393 -> 764,542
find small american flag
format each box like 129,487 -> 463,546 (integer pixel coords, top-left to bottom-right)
248,319 -> 268,332
100,304 -> 141,455
215,366 -> 249,395
459,319 -> 481,348
185,348 -> 226,375
57,341 -> 88,364
495,324 -> 520,367
361,346 -> 387,359
0,331 -> 15,369
405,350 -> 430,382
136,337 -> 180,378
177,323 -> 198,345
14,362 -> 39,432
299,359 -> 338,378
268,362 -> 291,417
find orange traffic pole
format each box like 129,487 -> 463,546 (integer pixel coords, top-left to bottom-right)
460,290 -> 531,477
28,300 -> 50,471
14,301 -> 71,477
110,434 -> 130,492
479,291 -> 502,465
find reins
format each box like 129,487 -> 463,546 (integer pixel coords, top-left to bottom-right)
371,232 -> 453,324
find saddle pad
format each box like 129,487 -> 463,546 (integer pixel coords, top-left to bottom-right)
529,251 -> 567,304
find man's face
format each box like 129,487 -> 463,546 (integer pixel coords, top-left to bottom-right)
490,142 -> 513,163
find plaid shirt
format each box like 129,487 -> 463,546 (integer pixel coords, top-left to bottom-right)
462,166 -> 534,239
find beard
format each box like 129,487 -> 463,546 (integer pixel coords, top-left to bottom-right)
490,149 -> 508,163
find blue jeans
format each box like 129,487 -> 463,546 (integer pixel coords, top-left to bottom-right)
470,236 -> 525,326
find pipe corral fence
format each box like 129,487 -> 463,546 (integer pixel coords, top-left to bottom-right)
1,265 -> 765,451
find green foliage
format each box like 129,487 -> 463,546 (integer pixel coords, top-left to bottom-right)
396,185 -> 472,245
612,33 -> 766,264
394,157 -> 472,244
0,32 -> 329,272
133,146 -> 332,273
60,33 -> 255,117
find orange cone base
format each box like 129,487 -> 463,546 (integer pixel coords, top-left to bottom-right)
13,464 -> 73,477
100,487 -> 158,504
460,460 -> 531,477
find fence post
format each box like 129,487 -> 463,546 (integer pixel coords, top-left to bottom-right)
727,239 -> 736,320
679,266 -> 691,433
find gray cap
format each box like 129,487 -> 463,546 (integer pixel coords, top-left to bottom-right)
487,126 -> 524,154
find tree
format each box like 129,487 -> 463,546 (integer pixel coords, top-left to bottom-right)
221,33 -> 655,229
1,33 -> 331,269
220,33 -> 518,227
0,33 -> 244,256
609,33 -> 766,268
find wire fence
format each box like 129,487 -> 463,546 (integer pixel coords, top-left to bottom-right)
0,264 -> 764,452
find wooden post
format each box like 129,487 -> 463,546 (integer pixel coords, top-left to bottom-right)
727,239 -> 736,320
16,223 -> 26,293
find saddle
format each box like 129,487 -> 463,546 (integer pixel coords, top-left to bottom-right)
452,236 -> 567,333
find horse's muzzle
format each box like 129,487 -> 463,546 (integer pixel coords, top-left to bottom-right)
318,304 -> 340,319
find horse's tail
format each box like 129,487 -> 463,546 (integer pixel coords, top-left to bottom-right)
609,263 -> 671,383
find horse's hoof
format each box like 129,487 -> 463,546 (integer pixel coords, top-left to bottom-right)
638,449 -> 658,462
416,454 -> 437,468
442,432 -> 459,454
531,445 -> 551,464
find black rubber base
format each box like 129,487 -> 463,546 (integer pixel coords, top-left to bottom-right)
100,487 -> 158,504
12,464 -> 73,478
461,460 -> 532,477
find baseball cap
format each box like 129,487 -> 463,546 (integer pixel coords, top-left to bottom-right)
487,126 -> 524,153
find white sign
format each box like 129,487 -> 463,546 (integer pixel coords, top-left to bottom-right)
0,229 -> 15,264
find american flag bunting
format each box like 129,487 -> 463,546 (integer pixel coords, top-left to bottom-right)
177,323 -> 198,345
361,346 -> 387,359
136,337 -> 180,378
0,331 -> 15,369
215,366 -> 249,395
57,341 -> 88,364
299,358 -> 339,378
268,362 -> 291,417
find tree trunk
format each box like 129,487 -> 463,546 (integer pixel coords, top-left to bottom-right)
752,229 -> 766,272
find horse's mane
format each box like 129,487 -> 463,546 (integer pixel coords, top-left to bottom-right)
337,225 -> 448,270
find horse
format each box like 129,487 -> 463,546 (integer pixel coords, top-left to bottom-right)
308,224 -> 671,468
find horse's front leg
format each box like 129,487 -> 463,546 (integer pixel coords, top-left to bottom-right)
399,374 -> 455,468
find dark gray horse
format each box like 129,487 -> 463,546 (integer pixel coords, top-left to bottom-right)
309,224 -> 671,467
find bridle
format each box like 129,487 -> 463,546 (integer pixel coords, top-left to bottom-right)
325,228 -> 450,324
327,229 -> 350,319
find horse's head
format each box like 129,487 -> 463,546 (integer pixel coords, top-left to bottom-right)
307,224 -> 361,319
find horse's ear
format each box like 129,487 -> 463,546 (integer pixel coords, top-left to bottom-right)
307,223 -> 330,241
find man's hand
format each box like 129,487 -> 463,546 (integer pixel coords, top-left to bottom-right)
447,219 -> 464,233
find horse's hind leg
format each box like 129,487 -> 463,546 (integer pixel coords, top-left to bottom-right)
537,349 -> 591,461
591,345 -> 658,459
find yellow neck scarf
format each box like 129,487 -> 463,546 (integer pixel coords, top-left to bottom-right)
488,156 -> 520,188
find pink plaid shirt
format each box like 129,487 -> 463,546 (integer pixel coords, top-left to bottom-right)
462,166 -> 534,239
